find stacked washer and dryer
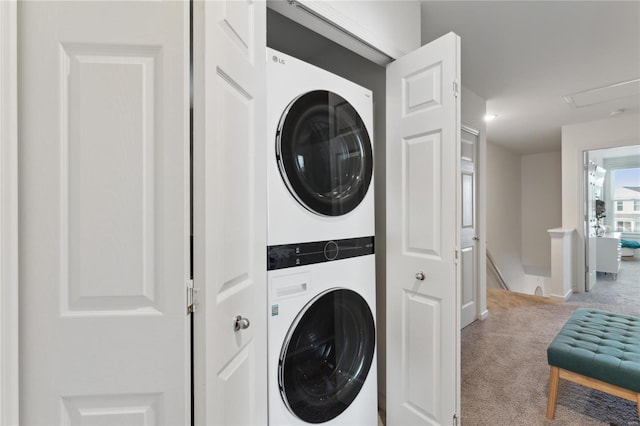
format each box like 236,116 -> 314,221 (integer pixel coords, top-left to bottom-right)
266,48 -> 377,425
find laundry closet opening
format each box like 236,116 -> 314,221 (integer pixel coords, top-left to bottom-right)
266,6 -> 389,418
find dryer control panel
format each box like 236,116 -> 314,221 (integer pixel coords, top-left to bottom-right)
267,236 -> 374,270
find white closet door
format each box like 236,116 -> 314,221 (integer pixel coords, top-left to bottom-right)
192,1 -> 268,425
386,32 -> 461,425
19,2 -> 190,424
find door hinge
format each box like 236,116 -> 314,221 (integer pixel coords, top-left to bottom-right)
187,280 -> 200,314
453,413 -> 459,426
455,249 -> 459,264
453,80 -> 459,98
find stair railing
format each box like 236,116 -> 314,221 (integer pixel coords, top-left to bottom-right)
486,249 -> 511,291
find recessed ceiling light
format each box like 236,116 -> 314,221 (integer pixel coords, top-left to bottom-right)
484,114 -> 498,122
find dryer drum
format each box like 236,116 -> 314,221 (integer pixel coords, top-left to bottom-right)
278,288 -> 375,423
276,90 -> 373,217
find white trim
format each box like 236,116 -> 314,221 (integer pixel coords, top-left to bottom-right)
0,1 -> 19,425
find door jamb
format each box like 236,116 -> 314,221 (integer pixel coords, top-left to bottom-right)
0,1 -> 20,424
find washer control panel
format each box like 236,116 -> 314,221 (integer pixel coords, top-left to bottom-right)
268,236 -> 374,270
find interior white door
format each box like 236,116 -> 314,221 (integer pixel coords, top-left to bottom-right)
19,1 -> 190,424
386,32 -> 461,425
192,1 -> 267,425
585,158 -> 598,291
460,127 -> 479,328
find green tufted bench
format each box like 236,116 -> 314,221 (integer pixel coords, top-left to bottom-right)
546,308 -> 640,420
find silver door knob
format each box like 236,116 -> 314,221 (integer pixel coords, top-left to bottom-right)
473,236 -> 479,241
415,271 -> 425,281
234,315 -> 250,331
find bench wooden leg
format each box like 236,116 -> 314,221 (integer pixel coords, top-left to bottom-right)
546,366 -> 560,420
547,366 -> 640,420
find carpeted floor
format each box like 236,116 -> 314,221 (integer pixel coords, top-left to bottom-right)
461,256 -> 640,426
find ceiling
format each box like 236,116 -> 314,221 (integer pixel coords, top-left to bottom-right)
420,1 -> 640,154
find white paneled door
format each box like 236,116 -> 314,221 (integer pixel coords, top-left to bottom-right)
192,1 -> 267,425
460,127 -> 479,329
386,32 -> 461,425
19,2 -> 191,424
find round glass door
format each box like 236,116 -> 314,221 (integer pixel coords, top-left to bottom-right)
279,288 -> 375,423
276,90 -> 373,216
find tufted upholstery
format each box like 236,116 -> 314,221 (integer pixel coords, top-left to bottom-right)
547,308 -> 640,393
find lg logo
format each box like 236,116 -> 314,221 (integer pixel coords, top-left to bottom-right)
272,55 -> 285,65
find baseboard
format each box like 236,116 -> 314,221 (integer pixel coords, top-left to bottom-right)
550,289 -> 573,302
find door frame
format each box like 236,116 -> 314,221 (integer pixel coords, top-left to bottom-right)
460,124 -> 484,326
460,122 -> 488,323
460,86 -> 488,323
0,1 -> 19,424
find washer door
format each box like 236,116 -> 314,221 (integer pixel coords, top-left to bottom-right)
276,90 -> 373,216
279,288 -> 375,423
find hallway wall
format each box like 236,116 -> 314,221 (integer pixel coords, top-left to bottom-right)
486,142 -> 525,287
487,144 -> 562,294
521,151 -> 562,276
489,113 -> 640,294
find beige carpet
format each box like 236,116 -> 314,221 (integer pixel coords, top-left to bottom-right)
487,287 -> 560,312
461,257 -> 640,425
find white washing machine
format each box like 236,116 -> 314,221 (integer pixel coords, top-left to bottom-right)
266,48 -> 374,246
267,247 -> 377,426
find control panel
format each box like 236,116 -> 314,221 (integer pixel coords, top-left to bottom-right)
268,236 -> 374,270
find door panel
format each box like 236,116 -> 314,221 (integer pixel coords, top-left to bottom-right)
64,44 -> 159,314
192,1 -> 267,425
405,133 -> 442,256
19,2 -> 190,424
460,128 -> 479,328
403,292 -> 441,418
386,32 -> 460,425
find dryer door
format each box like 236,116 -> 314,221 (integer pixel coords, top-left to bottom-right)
279,288 -> 375,423
276,90 -> 373,216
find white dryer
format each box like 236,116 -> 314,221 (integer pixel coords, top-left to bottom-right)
267,245 -> 377,426
266,48 -> 374,246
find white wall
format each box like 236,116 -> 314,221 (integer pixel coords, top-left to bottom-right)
487,143 -> 561,295
305,0 -> 421,59
562,112 -> 640,291
486,142 -> 525,287
487,113 -> 638,295
521,151 -> 562,276
268,0 -> 420,64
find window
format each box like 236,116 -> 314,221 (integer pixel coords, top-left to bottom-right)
611,167 -> 640,233
616,220 -> 634,232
